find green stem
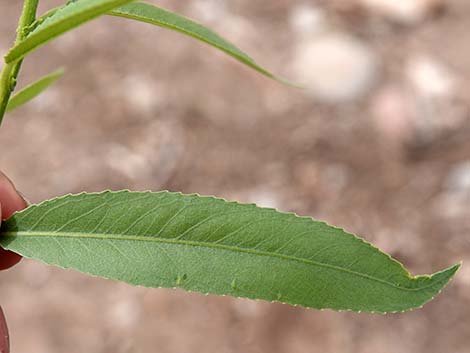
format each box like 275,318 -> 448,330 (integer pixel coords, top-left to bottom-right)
0,0 -> 39,126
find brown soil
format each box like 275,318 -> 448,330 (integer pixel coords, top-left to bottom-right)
0,1 -> 469,352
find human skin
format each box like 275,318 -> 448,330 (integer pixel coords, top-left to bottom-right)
0,171 -> 27,353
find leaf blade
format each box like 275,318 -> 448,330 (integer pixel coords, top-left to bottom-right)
0,191 -> 459,313
5,0 -> 135,63
109,2 -> 294,85
6,68 -> 64,112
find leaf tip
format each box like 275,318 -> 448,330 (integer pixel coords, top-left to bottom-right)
413,262 -> 461,309
431,262 -> 461,282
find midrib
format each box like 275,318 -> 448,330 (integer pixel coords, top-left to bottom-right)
1,230 -> 432,292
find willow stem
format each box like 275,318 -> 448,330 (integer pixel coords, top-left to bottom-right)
0,0 -> 39,126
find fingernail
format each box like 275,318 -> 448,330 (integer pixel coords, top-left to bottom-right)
16,191 -> 30,207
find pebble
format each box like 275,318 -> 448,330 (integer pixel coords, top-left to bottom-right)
359,0 -> 444,24
436,161 -> 470,218
404,54 -> 464,140
289,4 -> 327,37
406,54 -> 457,98
231,298 -> 266,318
121,74 -> 165,113
370,84 -> 415,144
106,292 -> 142,330
105,143 -> 149,180
292,33 -> 379,103
189,0 -> 253,44
188,0 -> 228,24
323,164 -> 350,193
104,120 -> 184,186
445,161 -> 470,194
246,189 -> 280,209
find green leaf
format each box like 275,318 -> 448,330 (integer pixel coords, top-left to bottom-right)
109,2 -> 294,85
6,68 -> 64,112
4,0 -> 135,63
0,191 -> 459,313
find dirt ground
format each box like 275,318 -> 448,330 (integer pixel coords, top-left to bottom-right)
1,0 -> 469,352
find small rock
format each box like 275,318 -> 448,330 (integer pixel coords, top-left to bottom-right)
106,294 -> 142,330
323,164 -> 350,193
121,74 -> 165,113
404,54 -> 465,140
104,120 -> 184,186
189,0 -> 253,43
231,298 -> 266,318
105,143 -> 149,181
246,189 -> 280,209
406,55 -> 457,98
292,33 -> 379,103
445,161 -> 470,194
289,4 -> 327,37
188,0 -> 228,24
370,84 -> 415,144
435,161 -> 470,218
359,0 -> 444,24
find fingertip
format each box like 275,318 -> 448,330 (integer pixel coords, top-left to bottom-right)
0,172 -> 27,219
0,249 -> 22,270
0,172 -> 25,271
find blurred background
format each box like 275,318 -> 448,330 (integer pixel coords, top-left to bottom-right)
0,0 -> 469,352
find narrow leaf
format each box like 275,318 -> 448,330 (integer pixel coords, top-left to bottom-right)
5,0 -> 134,63
109,2 -> 293,85
6,68 -> 64,112
0,191 -> 459,313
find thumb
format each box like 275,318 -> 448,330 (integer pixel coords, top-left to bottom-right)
0,172 -> 27,219
0,172 -> 27,271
